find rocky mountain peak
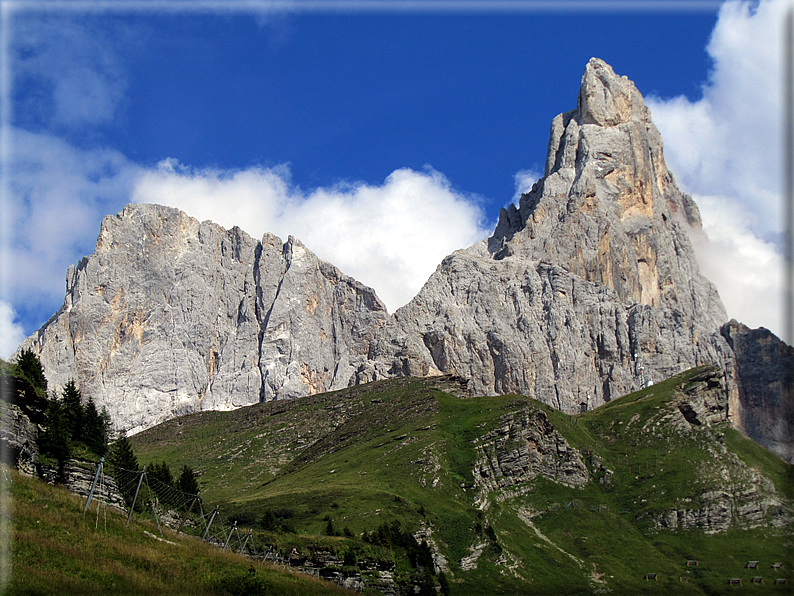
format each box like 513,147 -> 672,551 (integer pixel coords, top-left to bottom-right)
396,58 -> 733,410
577,57 -> 648,128
489,58 -> 722,326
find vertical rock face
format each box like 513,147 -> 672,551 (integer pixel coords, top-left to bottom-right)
22,204 -> 391,434
394,58 -> 732,408
720,320 -> 794,463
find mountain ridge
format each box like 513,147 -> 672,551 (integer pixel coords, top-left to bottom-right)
18,58 -> 792,463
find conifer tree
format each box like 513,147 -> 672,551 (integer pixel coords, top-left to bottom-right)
258,510 -> 278,531
149,460 -> 173,486
100,406 -> 113,444
438,571 -> 450,596
82,396 -> 107,456
10,350 -> 49,424
176,464 -> 200,496
108,435 -> 140,508
15,348 -> 47,392
148,460 -> 175,507
61,380 -> 83,442
108,434 -> 139,472
39,396 -> 70,477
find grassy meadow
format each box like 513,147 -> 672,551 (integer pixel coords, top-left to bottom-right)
129,370 -> 793,595
6,466 -> 352,596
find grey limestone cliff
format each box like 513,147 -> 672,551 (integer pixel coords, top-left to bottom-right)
0,401 -> 38,476
720,320 -> 794,462
21,204 -> 395,434
392,58 -> 733,411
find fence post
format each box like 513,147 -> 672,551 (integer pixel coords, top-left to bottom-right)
262,545 -> 272,563
126,466 -> 146,526
83,457 -> 104,516
224,520 -> 237,549
239,528 -> 252,554
177,492 -> 200,536
202,506 -> 219,542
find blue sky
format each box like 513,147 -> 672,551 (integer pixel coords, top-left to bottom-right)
1,0 -> 788,356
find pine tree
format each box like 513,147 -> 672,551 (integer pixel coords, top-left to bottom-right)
258,510 -> 278,532
15,348 -> 47,392
108,435 -> 139,472
61,380 -> 83,442
438,571 -> 451,596
149,460 -> 173,486
176,464 -> 199,496
9,350 -> 49,424
39,396 -> 70,478
107,435 -> 140,508
148,460 -> 176,508
82,396 -> 107,456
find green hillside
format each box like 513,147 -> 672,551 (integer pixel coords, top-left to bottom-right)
132,368 -> 793,595
6,466 -> 352,596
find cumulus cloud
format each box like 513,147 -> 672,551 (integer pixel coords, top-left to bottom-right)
646,0 -> 787,339
0,301 -> 26,360
132,160 -> 491,312
1,16 -> 144,334
2,128 -> 142,325
690,195 -> 783,334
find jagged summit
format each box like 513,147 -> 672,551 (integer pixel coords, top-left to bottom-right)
487,57 -> 723,328
23,203 -> 398,434
577,57 -> 647,127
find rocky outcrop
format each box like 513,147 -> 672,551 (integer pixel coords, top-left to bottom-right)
655,462 -> 790,534
720,320 -> 794,463
0,401 -> 38,476
672,366 -> 729,428
413,522 -> 450,574
473,409 -> 589,499
271,548 -> 397,595
37,457 -> 127,511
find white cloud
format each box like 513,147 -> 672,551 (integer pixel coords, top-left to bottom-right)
689,195 -> 783,334
0,301 -> 26,360
12,15 -> 131,129
512,168 -> 542,204
1,128 -> 142,322
132,160 -> 491,312
646,0 -> 787,339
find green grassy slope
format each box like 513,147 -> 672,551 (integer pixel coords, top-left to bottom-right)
132,370 -> 793,595
7,467 -> 352,596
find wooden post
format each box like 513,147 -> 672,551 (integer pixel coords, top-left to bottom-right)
126,466 -> 146,526
83,458 -> 104,515
176,492 -> 199,536
239,528 -> 253,554
202,506 -> 219,541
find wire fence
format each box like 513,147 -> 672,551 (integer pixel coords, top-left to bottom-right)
93,465 -> 293,568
